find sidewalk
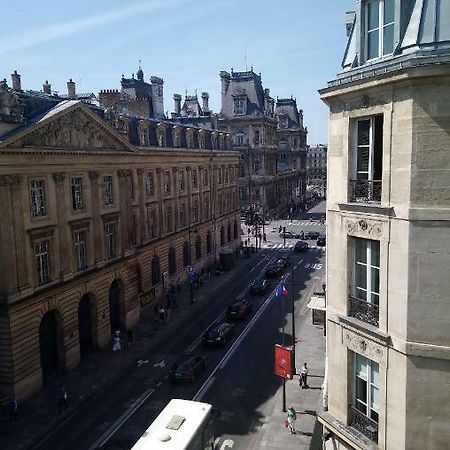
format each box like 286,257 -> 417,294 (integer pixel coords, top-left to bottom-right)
253,305 -> 326,449
0,255 -> 257,450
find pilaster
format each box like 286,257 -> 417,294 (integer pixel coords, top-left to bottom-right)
172,167 -> 179,230
156,168 -> 164,237
88,170 -> 103,266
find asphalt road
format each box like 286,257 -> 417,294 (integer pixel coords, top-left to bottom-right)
34,202 -> 327,450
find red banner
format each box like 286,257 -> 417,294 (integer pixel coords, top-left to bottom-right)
274,344 -> 293,379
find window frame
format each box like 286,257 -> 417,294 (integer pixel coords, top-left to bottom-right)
30,179 -> 47,217
354,238 -> 380,305
71,177 -> 84,211
146,172 -> 154,196
34,239 -> 50,285
234,98 -> 246,116
102,175 -> 114,206
74,229 -> 87,270
105,222 -> 117,259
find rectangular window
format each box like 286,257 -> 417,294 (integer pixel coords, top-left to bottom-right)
179,203 -> 186,227
165,206 -> 172,233
71,177 -> 84,211
235,132 -> 244,146
102,176 -> 113,205
35,240 -> 50,284
179,171 -> 185,191
192,199 -> 198,223
30,180 -> 47,217
234,99 -> 245,115
355,238 -> 380,305
140,129 -> 148,146
164,171 -> 171,194
105,223 -> 116,259
203,168 -> 208,187
74,230 -> 87,270
204,197 -> 210,219
146,173 -> 154,195
365,0 -> 394,60
192,169 -> 198,188
148,210 -> 157,239
354,353 -> 380,423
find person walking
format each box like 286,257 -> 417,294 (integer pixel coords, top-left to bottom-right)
8,398 -> 18,422
58,383 -> 68,413
112,330 -> 121,355
286,406 -> 297,434
300,362 -> 309,389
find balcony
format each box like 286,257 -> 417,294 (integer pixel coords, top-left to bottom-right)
348,295 -> 379,327
349,406 -> 378,443
349,180 -> 381,204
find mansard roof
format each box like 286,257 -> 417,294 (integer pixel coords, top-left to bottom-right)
275,98 -> 301,129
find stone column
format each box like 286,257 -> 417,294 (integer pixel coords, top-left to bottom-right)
53,172 -> 71,279
89,170 -> 103,265
172,167 -> 179,230
156,168 -> 164,237
198,166 -> 204,221
136,168 -> 146,245
186,166 -> 192,225
117,169 -> 131,255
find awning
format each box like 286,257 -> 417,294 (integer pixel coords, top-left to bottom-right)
307,295 -> 326,311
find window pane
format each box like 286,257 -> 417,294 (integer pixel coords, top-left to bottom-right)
383,23 -> 394,54
356,354 -> 368,378
356,264 -> 367,289
370,385 -> 380,412
368,30 -> 379,59
368,1 -> 380,30
384,0 -> 395,23
371,291 -> 379,305
370,409 -> 379,423
371,241 -> 380,266
355,239 -> 367,263
356,377 -> 368,403
357,120 -> 370,146
371,361 -> 380,386
371,267 -> 380,294
356,287 -> 368,301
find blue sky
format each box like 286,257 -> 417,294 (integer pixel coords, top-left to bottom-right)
1,0 -> 355,144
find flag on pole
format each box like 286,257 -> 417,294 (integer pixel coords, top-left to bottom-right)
276,284 -> 289,298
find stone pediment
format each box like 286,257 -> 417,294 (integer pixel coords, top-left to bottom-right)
3,103 -> 134,152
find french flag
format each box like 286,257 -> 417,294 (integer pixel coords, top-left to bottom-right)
276,284 -> 289,298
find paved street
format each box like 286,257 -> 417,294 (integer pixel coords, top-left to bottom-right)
1,203 -> 327,450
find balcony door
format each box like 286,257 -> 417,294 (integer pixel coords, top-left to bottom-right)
356,116 -> 383,182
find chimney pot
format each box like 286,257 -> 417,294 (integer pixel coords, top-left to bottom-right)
67,78 -> 76,99
173,93 -> 182,115
43,80 -> 51,94
11,70 -> 21,91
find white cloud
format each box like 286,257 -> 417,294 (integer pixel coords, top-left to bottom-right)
0,0 -> 188,55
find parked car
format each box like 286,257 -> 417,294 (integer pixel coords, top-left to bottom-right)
265,262 -> 283,278
276,253 -> 292,267
294,240 -> 309,252
203,322 -> 234,346
169,353 -> 207,382
279,231 -> 297,239
226,299 -> 253,320
316,234 -> 326,247
304,231 -> 320,240
250,276 -> 270,294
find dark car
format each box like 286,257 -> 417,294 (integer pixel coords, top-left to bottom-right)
265,262 -> 283,278
276,253 -> 292,267
203,322 -> 234,346
169,353 -> 207,382
250,276 -> 270,294
304,231 -> 320,240
226,299 -> 253,320
279,231 -> 296,239
294,240 -> 309,252
316,234 -> 326,247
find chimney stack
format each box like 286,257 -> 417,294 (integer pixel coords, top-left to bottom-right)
43,80 -> 51,94
67,78 -> 76,99
201,92 -> 209,112
220,71 -> 231,96
11,70 -> 21,91
173,94 -> 182,115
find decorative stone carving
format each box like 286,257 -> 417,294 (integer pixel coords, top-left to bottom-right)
0,174 -> 22,185
136,168 -> 144,175
53,172 -> 66,183
343,329 -> 385,364
88,170 -> 99,181
117,169 -> 132,178
12,109 -> 126,150
345,217 -> 384,239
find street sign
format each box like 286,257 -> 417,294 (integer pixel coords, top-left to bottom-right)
274,344 -> 293,379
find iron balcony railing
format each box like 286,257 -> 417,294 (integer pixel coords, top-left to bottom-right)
349,179 -> 382,204
349,406 -> 379,443
348,295 -> 379,327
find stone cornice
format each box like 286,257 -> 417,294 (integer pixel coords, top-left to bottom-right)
0,174 -> 22,185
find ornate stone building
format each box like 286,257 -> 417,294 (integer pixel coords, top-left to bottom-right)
0,73 -> 240,400
306,144 -> 327,198
218,69 -> 307,217
319,2 -> 450,449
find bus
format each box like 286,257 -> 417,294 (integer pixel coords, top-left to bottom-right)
130,399 -> 215,450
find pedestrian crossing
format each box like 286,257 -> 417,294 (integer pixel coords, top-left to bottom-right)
260,242 -> 324,250
287,220 -> 325,227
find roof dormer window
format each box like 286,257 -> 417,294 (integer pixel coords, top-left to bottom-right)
365,0 -> 395,61
234,98 -> 246,116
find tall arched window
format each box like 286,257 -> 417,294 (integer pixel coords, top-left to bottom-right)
206,231 -> 212,254
183,241 -> 190,267
233,220 -> 238,240
220,226 -> 225,247
151,255 -> 160,286
195,236 -> 202,261
227,222 -> 232,243
168,247 -> 177,275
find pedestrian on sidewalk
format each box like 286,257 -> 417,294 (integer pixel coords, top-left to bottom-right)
112,330 -> 121,355
58,383 -> 68,414
263,232 -> 267,242
127,328 -> 134,350
300,362 -> 309,389
286,406 -> 297,434
176,277 -> 182,292
8,397 -> 18,422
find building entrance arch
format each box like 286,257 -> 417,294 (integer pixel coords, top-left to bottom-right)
39,311 -> 63,380
78,294 -> 96,359
109,280 -> 123,334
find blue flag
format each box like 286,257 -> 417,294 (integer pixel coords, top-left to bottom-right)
276,284 -> 288,298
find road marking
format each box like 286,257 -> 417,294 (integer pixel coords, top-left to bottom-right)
152,360 -> 165,368
87,387 -> 155,450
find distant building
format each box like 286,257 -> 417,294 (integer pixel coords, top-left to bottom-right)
0,71 -> 239,400
306,144 -> 327,198
218,68 -> 307,217
319,2 -> 450,450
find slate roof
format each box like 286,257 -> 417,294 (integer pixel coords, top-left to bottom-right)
275,98 -> 300,129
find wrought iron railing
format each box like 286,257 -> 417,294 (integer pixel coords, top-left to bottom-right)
349,179 -> 382,203
348,295 -> 379,327
349,406 -> 378,443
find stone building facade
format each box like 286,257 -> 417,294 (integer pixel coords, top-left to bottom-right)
0,74 -> 240,400
306,144 -> 327,198
218,69 -> 307,217
319,2 -> 450,449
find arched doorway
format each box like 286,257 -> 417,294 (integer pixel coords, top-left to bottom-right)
39,311 -> 63,380
109,280 -> 122,334
168,247 -> 177,275
78,295 -> 95,360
